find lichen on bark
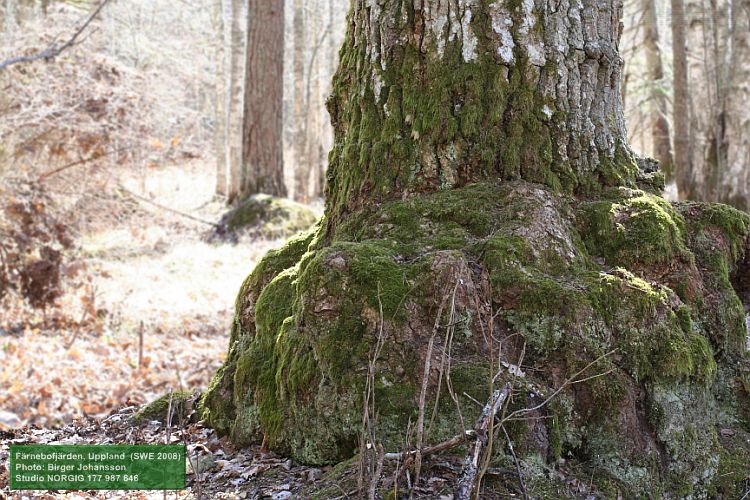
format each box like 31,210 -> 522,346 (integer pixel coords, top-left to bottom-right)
324,0 -> 635,227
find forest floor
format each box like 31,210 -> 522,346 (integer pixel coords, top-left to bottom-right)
0,160 -> 288,431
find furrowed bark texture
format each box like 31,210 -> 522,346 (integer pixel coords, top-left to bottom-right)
241,0 -> 287,199
324,0 -> 636,224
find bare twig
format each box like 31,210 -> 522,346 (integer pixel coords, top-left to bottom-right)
383,430 -> 477,461
37,147 -> 130,181
455,384 -> 512,500
359,283 -> 388,498
368,444 -> 385,500
0,0 -> 113,72
414,294 -> 449,488
501,350 -> 617,422
501,425 -> 528,500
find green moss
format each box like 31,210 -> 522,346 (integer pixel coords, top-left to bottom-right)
204,180 -> 749,491
324,9 -> 637,224
133,391 -> 194,424
579,189 -> 692,267
710,438 -> 750,497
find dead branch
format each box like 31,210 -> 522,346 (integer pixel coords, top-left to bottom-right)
37,147 -> 131,181
455,383 -> 512,500
0,0 -> 113,72
383,430 -> 477,462
115,184 -> 220,228
501,350 -> 616,423
414,295 -> 448,487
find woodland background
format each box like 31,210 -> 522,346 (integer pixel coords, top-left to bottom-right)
0,0 -> 747,429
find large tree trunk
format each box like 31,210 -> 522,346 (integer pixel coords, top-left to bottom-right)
202,0 -> 750,495
239,0 -> 286,199
323,0 -> 635,226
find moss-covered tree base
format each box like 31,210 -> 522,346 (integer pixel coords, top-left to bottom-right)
200,180 -> 750,496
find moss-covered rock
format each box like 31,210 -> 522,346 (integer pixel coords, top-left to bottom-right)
132,391 -> 197,424
201,180 -> 750,496
211,194 -> 318,240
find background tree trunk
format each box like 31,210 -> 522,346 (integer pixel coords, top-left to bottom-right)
672,0 -> 692,199
642,0 -> 674,178
292,0 -> 307,202
240,0 -> 286,198
213,0 -> 228,197
225,0 -> 245,202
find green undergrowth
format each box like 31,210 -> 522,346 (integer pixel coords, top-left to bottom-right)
200,180 -> 750,495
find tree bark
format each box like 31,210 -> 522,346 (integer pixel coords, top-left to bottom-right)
214,0 -> 228,197
225,0 -> 245,201
202,1 -> 750,490
641,0 -> 673,180
672,0 -> 693,199
324,0 -> 636,228
717,0 -> 750,209
292,0 -> 308,202
240,0 -> 286,199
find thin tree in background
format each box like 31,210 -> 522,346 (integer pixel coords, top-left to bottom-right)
672,0 -> 693,199
240,0 -> 286,199
292,0 -> 307,202
226,0 -> 245,201
214,0 -> 245,200
642,0 -> 674,179
213,0 -> 228,197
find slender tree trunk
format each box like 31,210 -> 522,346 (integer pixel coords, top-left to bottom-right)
642,0 -> 673,180
292,0 -> 308,202
240,0 -> 286,198
225,0 -> 245,202
214,0 -> 228,197
717,0 -> 750,209
672,0 -> 693,199
304,8 -> 328,201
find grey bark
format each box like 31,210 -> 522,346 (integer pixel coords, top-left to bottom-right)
325,0 -> 634,220
214,0 -> 228,196
672,0 -> 693,199
292,0 -> 308,201
226,0 -> 245,201
641,0 -> 674,179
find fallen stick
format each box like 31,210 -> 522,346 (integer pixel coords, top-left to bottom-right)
383,430 -> 477,461
115,184 -> 220,228
455,383 -> 512,500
